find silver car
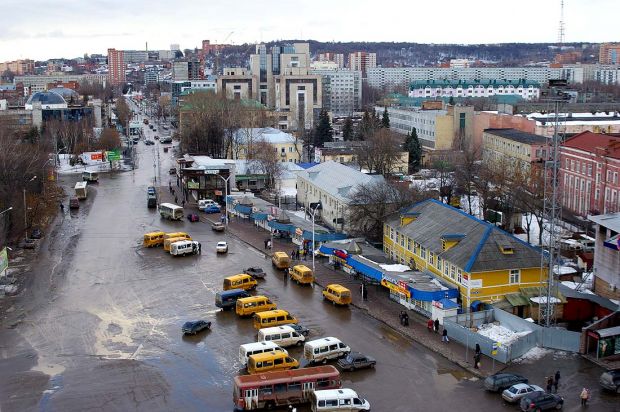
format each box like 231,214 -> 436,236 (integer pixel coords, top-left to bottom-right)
502,383 -> 544,403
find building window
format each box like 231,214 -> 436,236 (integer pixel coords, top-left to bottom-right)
457,269 -> 462,284
437,258 -> 442,272
407,238 -> 412,251
420,247 -> 426,259
428,251 -> 435,266
509,269 -> 520,284
449,265 -> 456,280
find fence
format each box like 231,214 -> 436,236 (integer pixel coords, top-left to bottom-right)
444,308 -> 581,364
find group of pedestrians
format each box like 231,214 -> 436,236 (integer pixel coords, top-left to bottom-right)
545,371 -> 561,393
290,249 -> 306,261
425,318 -> 449,342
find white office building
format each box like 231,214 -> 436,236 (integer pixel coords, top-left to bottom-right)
310,69 -> 362,116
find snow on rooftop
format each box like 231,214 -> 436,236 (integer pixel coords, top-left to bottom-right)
477,323 -> 531,345
379,264 -> 411,272
530,296 -> 562,304
561,281 -> 595,294
430,278 -> 448,291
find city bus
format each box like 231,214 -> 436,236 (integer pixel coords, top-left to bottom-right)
232,365 -> 341,411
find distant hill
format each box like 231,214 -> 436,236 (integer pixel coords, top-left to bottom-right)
219,41 -> 599,68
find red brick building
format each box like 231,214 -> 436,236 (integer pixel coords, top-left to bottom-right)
559,131 -> 620,216
107,48 -> 125,85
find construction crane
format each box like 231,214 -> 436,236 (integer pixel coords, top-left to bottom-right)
215,31 -> 234,75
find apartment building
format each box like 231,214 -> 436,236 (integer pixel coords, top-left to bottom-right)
375,104 -> 474,151
588,213 -> 620,300
0,59 -> 35,75
383,199 -> 547,307
599,43 -> 620,65
409,79 -> 540,101
107,48 -> 125,85
559,131 -> 620,217
482,128 -> 549,175
309,69 -> 362,116
172,60 -> 201,81
15,74 -> 107,94
231,127 -> 303,163
348,52 -> 376,77
317,53 -> 345,68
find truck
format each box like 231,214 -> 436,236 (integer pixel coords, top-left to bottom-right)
74,181 -> 88,200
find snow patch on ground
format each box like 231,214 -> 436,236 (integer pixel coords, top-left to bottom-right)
513,347 -> 553,363
477,323 -> 531,345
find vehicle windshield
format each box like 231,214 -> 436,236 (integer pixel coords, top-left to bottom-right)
508,387 -> 518,394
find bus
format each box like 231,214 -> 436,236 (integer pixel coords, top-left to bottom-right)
232,365 -> 341,411
159,203 -> 184,220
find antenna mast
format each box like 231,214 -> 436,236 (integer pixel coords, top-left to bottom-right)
558,0 -> 566,45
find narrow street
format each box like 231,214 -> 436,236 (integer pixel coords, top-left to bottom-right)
0,119 -> 616,412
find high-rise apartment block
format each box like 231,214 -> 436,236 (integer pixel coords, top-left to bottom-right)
172,60 -> 201,81
0,59 -> 35,75
309,69 -> 362,116
318,53 -> 345,68
599,43 -> 620,65
348,52 -> 376,77
107,48 -> 125,85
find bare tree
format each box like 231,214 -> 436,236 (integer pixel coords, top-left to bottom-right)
347,181 -> 425,242
97,128 -> 121,151
114,97 -> 131,130
355,129 -> 403,176
248,139 -> 281,189
454,145 -> 481,215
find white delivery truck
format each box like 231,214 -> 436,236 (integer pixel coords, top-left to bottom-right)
159,203 -> 184,220
74,181 -> 88,199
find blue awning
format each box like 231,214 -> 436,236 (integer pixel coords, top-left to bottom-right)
252,213 -> 269,221
268,220 -> 295,233
235,204 -> 253,215
302,231 -> 348,242
347,256 -> 383,282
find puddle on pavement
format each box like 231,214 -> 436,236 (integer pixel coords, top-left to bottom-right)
435,366 -> 472,381
31,360 -> 66,376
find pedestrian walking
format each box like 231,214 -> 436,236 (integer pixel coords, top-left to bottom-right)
362,286 -> 368,301
427,318 -> 434,332
59,202 -> 65,214
174,195 -> 178,204
267,240 -> 272,250
442,328 -> 449,343
553,370 -> 560,393
264,239 -> 269,250
546,376 -> 553,393
399,311 -> 405,326
284,268 -> 289,280
474,353 -> 481,369
198,242 -> 201,254
580,387 -> 589,406
434,318 -> 440,333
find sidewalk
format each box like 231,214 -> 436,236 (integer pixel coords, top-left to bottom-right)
200,211 -> 502,379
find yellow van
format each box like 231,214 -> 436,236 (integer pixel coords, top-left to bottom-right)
253,309 -> 298,329
247,351 -> 299,374
271,252 -> 291,270
322,284 -> 352,305
164,235 -> 192,251
223,274 -> 258,291
143,231 -> 165,248
235,295 -> 277,316
290,264 -> 314,285
164,232 -> 190,241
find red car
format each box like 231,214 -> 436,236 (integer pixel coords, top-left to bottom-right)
187,213 -> 199,222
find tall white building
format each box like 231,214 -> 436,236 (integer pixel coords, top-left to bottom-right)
348,52 -> 376,77
309,69 -> 362,116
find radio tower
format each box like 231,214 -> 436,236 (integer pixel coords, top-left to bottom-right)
558,0 -> 566,46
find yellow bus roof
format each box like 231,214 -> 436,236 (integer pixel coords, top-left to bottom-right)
225,273 -> 254,281
293,264 -> 312,272
144,231 -> 164,237
248,351 -> 287,362
254,309 -> 290,318
273,252 -> 289,258
238,295 -> 270,303
165,232 -> 189,239
326,284 -> 350,293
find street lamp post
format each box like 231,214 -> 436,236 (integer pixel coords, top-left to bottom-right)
23,176 -> 37,239
216,173 -> 232,226
310,202 -> 322,274
0,207 -> 13,217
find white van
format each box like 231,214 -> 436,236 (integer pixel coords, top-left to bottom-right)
238,341 -> 288,366
169,240 -> 200,256
74,181 -> 88,199
82,171 -> 99,182
198,199 -> 217,211
159,203 -> 184,220
310,389 -> 371,412
304,337 -> 350,364
257,325 -> 305,348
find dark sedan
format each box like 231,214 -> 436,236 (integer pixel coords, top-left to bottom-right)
520,392 -> 563,411
337,351 -> 376,371
182,320 -> 211,335
244,267 -> 266,279
285,323 -> 309,337
484,373 -> 528,392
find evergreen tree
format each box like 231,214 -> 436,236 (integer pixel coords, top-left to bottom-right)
448,96 -> 455,106
342,117 -> 354,141
405,127 -> 422,172
356,110 -> 373,140
313,109 -> 333,147
381,107 -> 390,128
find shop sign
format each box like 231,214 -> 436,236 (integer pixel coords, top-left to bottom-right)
187,181 -> 199,189
466,278 -> 483,288
334,249 -> 348,259
90,152 -> 103,161
381,277 -> 411,298
204,169 -> 218,175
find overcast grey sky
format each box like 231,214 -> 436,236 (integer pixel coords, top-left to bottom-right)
0,0 -> 617,61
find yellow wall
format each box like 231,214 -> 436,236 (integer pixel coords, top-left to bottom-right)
434,115 -> 454,150
383,223 -> 548,306
234,142 -> 303,163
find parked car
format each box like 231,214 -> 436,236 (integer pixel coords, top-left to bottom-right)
182,320 -> 211,335
30,228 -> 42,239
203,204 -> 221,214
168,167 -> 176,175
145,139 -> 155,145
599,369 -> 620,393
484,373 -> 528,392
244,267 -> 266,279
69,197 -> 80,209
154,135 -> 160,140
187,213 -> 199,222
216,241 -> 228,253
337,351 -> 376,371
519,392 -> 563,411
502,383 -> 545,403
211,222 -> 225,232
285,323 -> 309,337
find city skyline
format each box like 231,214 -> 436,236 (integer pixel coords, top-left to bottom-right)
1,0 -> 619,61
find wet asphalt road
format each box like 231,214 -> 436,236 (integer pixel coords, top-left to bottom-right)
0,117 -> 617,412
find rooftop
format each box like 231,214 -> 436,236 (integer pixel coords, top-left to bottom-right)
233,127 -> 297,145
484,128 -> 548,145
589,212 -> 620,233
385,199 -> 544,272
561,131 -> 620,159
410,79 -> 540,89
297,161 -> 384,202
